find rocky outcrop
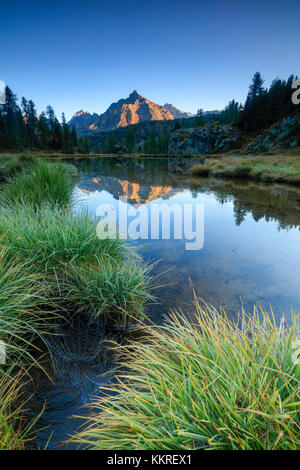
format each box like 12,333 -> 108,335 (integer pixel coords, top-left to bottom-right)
168,123 -> 242,156
246,116 -> 300,154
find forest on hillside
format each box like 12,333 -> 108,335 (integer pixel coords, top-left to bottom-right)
0,87 -> 91,153
0,73 -> 298,154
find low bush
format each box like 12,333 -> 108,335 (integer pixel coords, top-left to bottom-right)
191,165 -> 210,177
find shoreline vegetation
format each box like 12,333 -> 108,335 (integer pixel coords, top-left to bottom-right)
191,153 -> 300,186
0,156 -> 299,450
73,302 -> 300,450
1,152 -> 300,189
0,70 -> 300,449
0,157 -> 151,449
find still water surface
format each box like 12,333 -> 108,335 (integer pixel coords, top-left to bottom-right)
31,156 -> 300,448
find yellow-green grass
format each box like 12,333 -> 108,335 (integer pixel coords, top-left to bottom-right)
0,154 -> 32,182
0,247 -> 57,450
191,154 -> 300,185
60,258 -> 153,322
0,367 -> 42,450
73,302 -> 300,450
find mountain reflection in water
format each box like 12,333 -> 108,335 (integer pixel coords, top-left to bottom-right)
75,156 -> 300,322
30,156 -> 300,449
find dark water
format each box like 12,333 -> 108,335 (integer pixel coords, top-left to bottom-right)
30,156 -> 300,448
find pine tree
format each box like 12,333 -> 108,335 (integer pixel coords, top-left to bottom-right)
157,124 -> 169,153
83,135 -> 91,154
239,72 -> 266,131
126,127 -> 135,152
245,72 -> 265,108
52,119 -> 63,150
3,86 -> 24,149
62,112 -> 73,153
71,126 -> 77,148
194,108 -> 205,127
37,111 -> 49,148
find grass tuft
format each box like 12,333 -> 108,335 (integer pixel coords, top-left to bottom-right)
60,258 -> 153,321
73,301 -> 300,450
0,204 -> 126,272
0,158 -> 78,208
191,154 -> 300,185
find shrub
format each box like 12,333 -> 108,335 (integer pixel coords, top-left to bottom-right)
191,165 -> 210,177
231,165 -> 252,179
74,302 -> 300,450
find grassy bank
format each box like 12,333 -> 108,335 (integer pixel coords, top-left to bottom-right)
191,154 -> 300,185
74,302 -> 300,450
0,151 -> 172,160
0,248 -> 56,449
0,154 -> 34,181
0,157 -> 151,448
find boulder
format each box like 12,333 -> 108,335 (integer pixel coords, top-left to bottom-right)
246,115 -> 300,154
168,124 -> 242,156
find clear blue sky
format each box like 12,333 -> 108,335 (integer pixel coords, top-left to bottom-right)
1,0 -> 299,120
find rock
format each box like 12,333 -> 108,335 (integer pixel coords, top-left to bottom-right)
246,115 -> 300,153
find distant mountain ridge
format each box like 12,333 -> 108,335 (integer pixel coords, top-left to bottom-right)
68,91 -> 193,136
163,103 -> 193,119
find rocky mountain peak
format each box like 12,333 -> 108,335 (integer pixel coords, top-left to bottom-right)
73,109 -> 90,118
68,91 -> 191,136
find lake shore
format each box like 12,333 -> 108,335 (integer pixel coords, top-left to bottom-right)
2,151 -> 300,188
191,153 -> 300,185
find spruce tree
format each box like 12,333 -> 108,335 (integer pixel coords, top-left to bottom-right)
126,127 -> 135,152
62,112 -> 73,153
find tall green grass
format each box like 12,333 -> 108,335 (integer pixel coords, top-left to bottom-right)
0,156 -> 152,448
0,367 -> 39,450
74,301 -> 300,450
1,158 -> 78,208
60,258 -> 153,321
0,204 -> 126,272
0,247 -> 55,355
0,203 -> 151,320
0,247 -> 57,450
0,193 -> 151,322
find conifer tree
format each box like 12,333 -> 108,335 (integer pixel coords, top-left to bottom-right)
126,127 -> 135,152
